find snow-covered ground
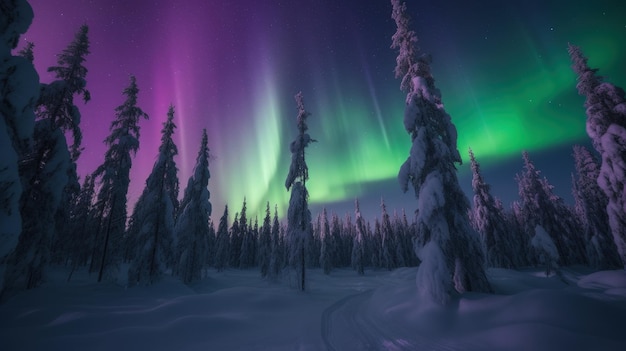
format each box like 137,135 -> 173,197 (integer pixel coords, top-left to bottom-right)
1,266 -> 626,351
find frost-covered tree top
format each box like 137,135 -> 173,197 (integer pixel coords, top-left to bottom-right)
392,1 -> 461,198
568,43 -> 626,153
148,105 -> 180,211
37,24 -> 90,161
179,128 -> 211,217
105,75 -> 148,154
95,76 -> 148,183
285,92 -> 315,190
390,0 -> 418,93
47,24 -> 90,103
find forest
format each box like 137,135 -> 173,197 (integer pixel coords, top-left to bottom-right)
1,0 -> 626,308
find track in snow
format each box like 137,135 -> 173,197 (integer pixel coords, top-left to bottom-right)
320,289 -> 473,351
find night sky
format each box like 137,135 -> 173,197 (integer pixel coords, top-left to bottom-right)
22,0 -> 626,222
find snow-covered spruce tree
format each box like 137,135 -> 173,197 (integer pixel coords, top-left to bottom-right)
213,205 -> 230,272
309,213 -> 322,268
229,212 -> 241,267
238,200 -> 254,269
229,199 -> 246,268
468,149 -> 516,268
90,75 -> 148,282
319,208 -> 333,274
371,220 -> 383,268
268,205 -> 284,279
127,105 -> 179,286
351,199 -> 366,275
391,212 -> 406,267
380,199 -> 396,270
571,145 -> 621,269
569,44 -> 626,268
4,24 -> 89,294
0,0 -> 37,261
174,129 -> 212,284
46,26 -> 90,265
259,202 -> 272,277
249,217 -> 260,267
36,24 -> 90,161
338,212 -> 356,267
285,91 -> 315,291
334,213 -> 348,267
516,151 -> 586,266
391,0 -> 490,304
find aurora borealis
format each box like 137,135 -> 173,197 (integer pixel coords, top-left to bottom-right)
22,0 -> 626,221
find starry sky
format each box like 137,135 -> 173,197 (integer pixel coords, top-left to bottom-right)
21,0 -> 626,223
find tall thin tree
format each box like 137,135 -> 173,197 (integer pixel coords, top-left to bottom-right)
127,106 -> 179,286
174,129 -> 212,284
285,92 -> 315,291
391,0 -> 490,304
92,75 -> 148,282
468,149 -> 516,268
568,44 -> 626,267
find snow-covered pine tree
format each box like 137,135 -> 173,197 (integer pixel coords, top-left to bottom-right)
516,151 -> 587,266
391,0 -> 490,304
468,149 -> 515,268
91,75 -> 148,282
213,205 -> 230,272
259,202 -> 272,277
571,145 -> 621,269
229,212 -> 241,267
310,213 -> 322,268
0,0 -> 37,261
351,199 -> 366,275
127,105 -> 179,286
47,26 -> 90,265
334,213 -> 347,267
233,199 -> 249,268
372,219 -> 383,268
174,129 -> 212,284
37,24 -> 90,160
251,217 -> 259,266
568,44 -> 626,268
338,212 -> 356,267
285,91 -> 315,291
319,208 -> 333,274
238,200 -> 255,269
268,205 -> 283,279
380,199 -> 396,270
5,24 -> 89,294
392,211 -> 407,268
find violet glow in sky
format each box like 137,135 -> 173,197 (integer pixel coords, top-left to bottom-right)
23,0 -> 626,221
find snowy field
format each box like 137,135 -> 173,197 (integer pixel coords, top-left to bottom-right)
1,266 -> 626,351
